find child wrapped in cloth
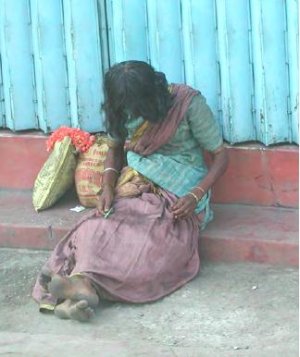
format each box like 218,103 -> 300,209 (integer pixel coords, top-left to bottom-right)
32,61 -> 228,322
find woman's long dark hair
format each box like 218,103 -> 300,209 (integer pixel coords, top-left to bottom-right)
102,60 -> 173,140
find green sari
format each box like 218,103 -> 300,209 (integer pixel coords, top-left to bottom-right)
125,93 -> 223,230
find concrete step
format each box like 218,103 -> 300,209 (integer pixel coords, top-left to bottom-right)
0,130 -> 298,207
0,189 -> 298,266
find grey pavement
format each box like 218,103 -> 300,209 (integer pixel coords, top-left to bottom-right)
0,248 -> 298,357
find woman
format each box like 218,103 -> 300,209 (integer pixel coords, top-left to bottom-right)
32,60 -> 228,322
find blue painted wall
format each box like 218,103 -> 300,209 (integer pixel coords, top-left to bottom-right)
0,0 -> 298,145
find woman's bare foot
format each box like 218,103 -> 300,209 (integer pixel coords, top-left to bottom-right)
48,274 -> 99,308
54,299 -> 95,322
38,266 -> 53,289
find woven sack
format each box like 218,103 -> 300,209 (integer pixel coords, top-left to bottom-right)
75,135 -> 110,207
33,136 -> 77,211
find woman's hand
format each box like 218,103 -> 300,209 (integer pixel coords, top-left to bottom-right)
171,194 -> 199,220
96,184 -> 115,216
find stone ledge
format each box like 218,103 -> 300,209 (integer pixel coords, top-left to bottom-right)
0,189 -> 298,266
0,131 -> 298,207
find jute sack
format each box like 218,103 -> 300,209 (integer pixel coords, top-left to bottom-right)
75,135 -> 110,207
32,136 -> 77,211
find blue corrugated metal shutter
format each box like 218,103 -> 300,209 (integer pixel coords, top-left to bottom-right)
0,0 -> 107,133
250,0 -> 292,144
30,0 -> 70,131
106,0 -> 149,63
181,0 -> 220,132
0,0 -> 298,145
63,0 -> 106,132
286,0 -> 299,144
0,0 -> 38,130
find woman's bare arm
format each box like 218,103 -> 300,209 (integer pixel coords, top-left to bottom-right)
172,146 -> 229,219
102,143 -> 125,188
192,146 -> 229,196
96,142 -> 124,214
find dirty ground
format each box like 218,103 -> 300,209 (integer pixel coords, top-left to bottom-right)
0,248 -> 298,357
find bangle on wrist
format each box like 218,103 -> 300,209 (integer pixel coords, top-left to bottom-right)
103,167 -> 119,174
187,192 -> 199,203
193,186 -> 206,195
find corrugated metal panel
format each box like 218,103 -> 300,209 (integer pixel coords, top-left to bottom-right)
0,0 -> 37,130
286,0 -> 299,143
216,0 -> 255,143
0,0 -> 107,133
146,0 -> 184,83
181,0 -> 220,124
105,0 -> 299,145
30,0 -> 70,131
0,0 -> 298,145
97,0 -> 110,72
250,0 -> 291,145
0,56 -> 4,127
106,0 -> 148,63
63,0 -> 105,132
